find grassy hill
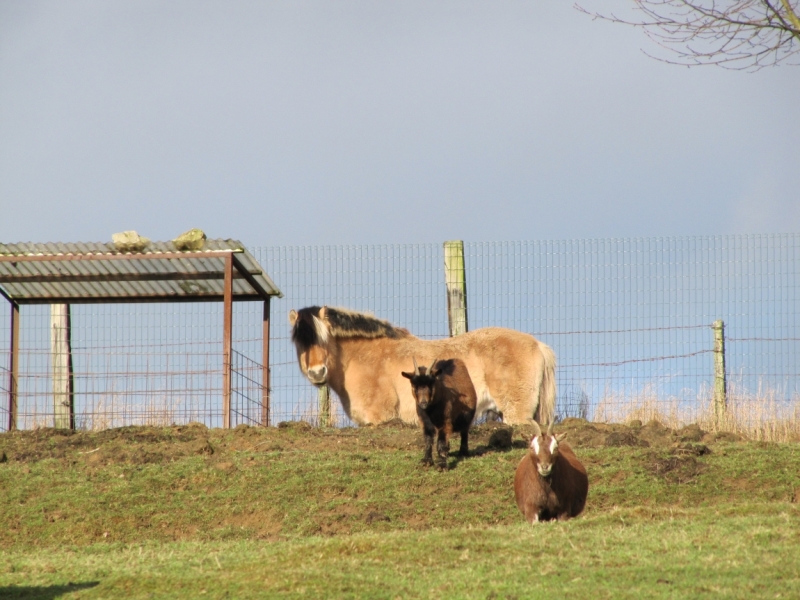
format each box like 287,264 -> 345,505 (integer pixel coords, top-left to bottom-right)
1,419 -> 799,598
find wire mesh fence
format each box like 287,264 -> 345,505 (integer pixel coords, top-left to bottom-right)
1,233 -> 798,433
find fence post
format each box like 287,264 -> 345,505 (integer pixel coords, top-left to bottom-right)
444,240 -> 468,337
51,303 -> 74,429
712,319 -> 727,426
262,296 -> 271,427
318,385 -> 331,428
222,253 -> 233,429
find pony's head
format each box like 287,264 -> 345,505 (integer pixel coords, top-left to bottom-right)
289,306 -> 330,386
289,306 -> 408,387
529,421 -> 566,478
401,358 -> 441,411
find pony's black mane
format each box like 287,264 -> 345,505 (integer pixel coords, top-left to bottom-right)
291,306 -> 408,348
290,306 -> 325,349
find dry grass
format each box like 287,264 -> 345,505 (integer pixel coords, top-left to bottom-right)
593,380 -> 800,442
276,392 -> 351,428
13,378 -> 800,441
77,394 -> 184,430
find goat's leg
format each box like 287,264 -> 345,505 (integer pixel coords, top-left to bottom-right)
421,431 -> 434,466
523,504 -> 541,524
436,429 -> 449,471
420,424 -> 434,466
458,429 -> 470,457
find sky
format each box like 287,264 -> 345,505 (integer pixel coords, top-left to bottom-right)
1,1 -> 798,247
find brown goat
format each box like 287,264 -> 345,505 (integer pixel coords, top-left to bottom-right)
514,421 -> 588,523
401,357 -> 477,470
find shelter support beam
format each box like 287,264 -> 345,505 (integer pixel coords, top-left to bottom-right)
8,301 -> 19,431
262,297 -> 271,427
222,253 -> 233,429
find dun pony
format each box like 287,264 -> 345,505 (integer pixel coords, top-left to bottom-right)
402,357 -> 477,470
289,306 -> 556,426
514,421 -> 588,523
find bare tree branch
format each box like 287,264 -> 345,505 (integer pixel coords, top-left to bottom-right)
575,0 -> 800,69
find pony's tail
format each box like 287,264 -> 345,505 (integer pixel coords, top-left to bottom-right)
533,342 -> 557,425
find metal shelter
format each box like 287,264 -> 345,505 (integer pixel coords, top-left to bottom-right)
0,239 -> 282,430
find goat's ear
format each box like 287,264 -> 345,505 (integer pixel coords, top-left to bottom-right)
401,371 -> 414,380
555,432 -> 567,442
288,309 -> 298,326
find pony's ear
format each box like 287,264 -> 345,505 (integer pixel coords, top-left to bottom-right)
319,306 -> 328,321
401,371 -> 414,380
288,309 -> 298,325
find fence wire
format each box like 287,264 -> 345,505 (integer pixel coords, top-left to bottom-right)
1,233 -> 798,431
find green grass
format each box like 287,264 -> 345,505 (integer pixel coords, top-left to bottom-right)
1,425 -> 800,598
2,513 -> 799,599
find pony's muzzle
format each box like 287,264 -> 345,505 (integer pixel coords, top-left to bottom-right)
307,365 -> 327,385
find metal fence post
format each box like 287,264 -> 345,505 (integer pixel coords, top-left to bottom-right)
712,319 -> 727,426
444,240 -> 468,337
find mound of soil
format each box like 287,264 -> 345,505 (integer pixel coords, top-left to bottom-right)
0,418 -> 743,466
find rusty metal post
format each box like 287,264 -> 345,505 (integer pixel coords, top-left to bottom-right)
262,296 -> 271,427
222,253 -> 233,429
8,301 -> 19,431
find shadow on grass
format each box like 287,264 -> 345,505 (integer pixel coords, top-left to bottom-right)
446,437 -> 525,468
469,440 -> 527,457
0,582 -> 99,599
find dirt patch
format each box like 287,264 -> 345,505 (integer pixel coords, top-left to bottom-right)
0,418 -> 743,466
650,455 -> 705,484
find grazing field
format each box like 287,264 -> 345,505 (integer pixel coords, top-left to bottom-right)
1,419 -> 799,599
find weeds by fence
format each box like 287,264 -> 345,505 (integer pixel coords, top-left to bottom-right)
2,234 -> 798,437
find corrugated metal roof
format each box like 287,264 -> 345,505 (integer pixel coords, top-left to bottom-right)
0,239 -> 282,304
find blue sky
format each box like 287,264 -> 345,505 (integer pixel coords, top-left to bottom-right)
1,1 -> 798,247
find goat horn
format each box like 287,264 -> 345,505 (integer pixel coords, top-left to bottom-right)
546,421 -> 554,436
428,358 -> 438,374
531,421 -> 542,437
412,357 -> 420,375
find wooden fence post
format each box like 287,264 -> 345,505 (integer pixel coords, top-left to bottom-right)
444,240 -> 468,337
262,297 -> 271,427
222,253 -> 233,429
712,319 -> 727,426
318,385 -> 331,428
51,303 -> 74,429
